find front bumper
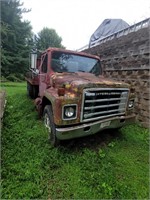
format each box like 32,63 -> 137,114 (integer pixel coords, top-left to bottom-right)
56,114 -> 135,140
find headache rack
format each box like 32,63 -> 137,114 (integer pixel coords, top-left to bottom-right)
81,88 -> 129,122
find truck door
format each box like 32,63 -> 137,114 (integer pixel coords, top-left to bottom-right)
39,53 -> 48,96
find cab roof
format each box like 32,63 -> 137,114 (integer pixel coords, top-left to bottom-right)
41,47 -> 100,60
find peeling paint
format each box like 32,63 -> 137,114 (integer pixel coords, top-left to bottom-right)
26,47 -> 135,128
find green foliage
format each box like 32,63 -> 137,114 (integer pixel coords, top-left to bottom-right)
0,76 -> 8,82
35,27 -> 65,51
1,0 -> 33,77
1,1 -> 65,79
6,74 -> 24,82
1,82 -> 149,199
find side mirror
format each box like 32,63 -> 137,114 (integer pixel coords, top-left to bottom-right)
30,53 -> 37,69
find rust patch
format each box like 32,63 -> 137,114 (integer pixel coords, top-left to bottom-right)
43,72 -> 133,126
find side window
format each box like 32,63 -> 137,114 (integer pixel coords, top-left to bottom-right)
41,54 -> 48,73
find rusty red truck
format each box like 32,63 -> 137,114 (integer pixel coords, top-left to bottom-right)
25,47 -> 135,146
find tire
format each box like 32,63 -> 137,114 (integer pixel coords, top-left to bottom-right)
27,82 -> 39,99
27,82 -> 33,98
43,105 -> 60,147
32,85 -> 39,99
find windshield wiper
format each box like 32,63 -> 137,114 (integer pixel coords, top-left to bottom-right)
78,70 -> 85,72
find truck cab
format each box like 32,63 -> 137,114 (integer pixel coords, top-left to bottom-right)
25,47 -> 135,146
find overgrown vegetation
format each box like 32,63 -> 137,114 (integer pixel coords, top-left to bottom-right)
1,82 -> 149,199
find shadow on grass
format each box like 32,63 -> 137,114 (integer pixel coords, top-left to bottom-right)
60,128 -> 124,151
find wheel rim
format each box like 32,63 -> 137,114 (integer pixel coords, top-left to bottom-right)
44,113 -> 51,134
44,109 -> 58,146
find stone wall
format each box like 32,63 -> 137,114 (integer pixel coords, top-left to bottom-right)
83,27 -> 150,128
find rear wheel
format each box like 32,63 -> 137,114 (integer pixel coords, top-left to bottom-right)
43,105 -> 60,147
27,82 -> 39,99
27,82 -> 33,98
32,85 -> 39,99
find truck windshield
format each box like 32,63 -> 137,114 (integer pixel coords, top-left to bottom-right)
51,51 -> 102,76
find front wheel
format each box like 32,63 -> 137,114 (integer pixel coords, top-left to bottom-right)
43,105 -> 60,147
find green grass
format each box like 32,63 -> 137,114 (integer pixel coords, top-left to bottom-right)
1,82 -> 149,199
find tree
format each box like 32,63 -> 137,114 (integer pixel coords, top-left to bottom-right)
36,27 -> 65,51
1,0 -> 33,79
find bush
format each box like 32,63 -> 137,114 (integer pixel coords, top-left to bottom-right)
0,76 -> 8,82
6,74 -> 22,82
16,73 -> 25,81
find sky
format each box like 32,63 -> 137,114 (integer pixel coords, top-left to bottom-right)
22,0 -> 150,50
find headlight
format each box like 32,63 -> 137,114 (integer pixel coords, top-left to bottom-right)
65,107 -> 74,117
63,105 -> 77,120
128,100 -> 134,109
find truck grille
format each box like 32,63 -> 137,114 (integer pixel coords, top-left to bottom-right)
81,88 -> 129,122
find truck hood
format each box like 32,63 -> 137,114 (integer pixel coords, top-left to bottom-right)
52,72 -> 129,90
